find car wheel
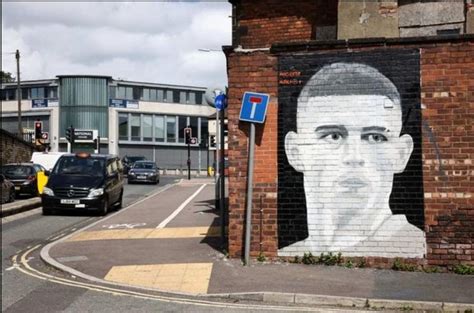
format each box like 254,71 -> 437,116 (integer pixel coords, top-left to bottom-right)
42,207 -> 53,215
116,190 -> 123,210
99,197 -> 108,216
8,188 -> 16,203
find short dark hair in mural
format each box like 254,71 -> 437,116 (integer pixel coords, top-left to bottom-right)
277,49 -> 424,256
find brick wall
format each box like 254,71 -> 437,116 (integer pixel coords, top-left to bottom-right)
232,0 -> 337,48
421,45 -> 474,266
226,39 -> 474,267
1,128 -> 36,166
227,52 -> 279,257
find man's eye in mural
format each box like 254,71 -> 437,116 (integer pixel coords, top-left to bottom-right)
315,125 -> 348,144
361,133 -> 388,143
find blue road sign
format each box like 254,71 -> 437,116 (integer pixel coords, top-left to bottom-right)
215,94 -> 227,111
239,92 -> 270,124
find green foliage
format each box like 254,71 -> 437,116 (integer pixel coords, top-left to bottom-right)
344,259 -> 354,268
452,264 -> 474,275
422,266 -> 441,273
357,258 -> 367,268
1,71 -> 15,83
257,252 -> 266,262
302,252 -> 317,265
392,258 -> 418,272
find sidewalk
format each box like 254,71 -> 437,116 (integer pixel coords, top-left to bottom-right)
42,179 -> 474,311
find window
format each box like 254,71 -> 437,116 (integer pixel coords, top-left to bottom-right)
0,90 -> 5,101
143,114 -> 152,142
130,114 -> 141,141
150,88 -> 157,101
31,87 -> 45,99
189,92 -> 196,104
201,118 -> 209,145
142,88 -> 150,101
21,88 -> 29,100
178,116 -> 188,143
133,87 -> 142,100
109,86 -> 117,99
173,90 -> 180,103
195,92 -> 203,105
180,91 -> 186,103
154,115 -> 165,142
190,116 -> 198,142
165,90 -> 172,102
157,89 -> 163,102
47,87 -> 58,99
119,113 -> 128,141
166,116 -> 176,142
117,86 -> 126,99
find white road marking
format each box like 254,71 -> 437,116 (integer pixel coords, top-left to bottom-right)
102,223 -> 146,229
156,184 -> 206,229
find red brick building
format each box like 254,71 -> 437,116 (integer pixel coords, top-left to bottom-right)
225,0 -> 473,268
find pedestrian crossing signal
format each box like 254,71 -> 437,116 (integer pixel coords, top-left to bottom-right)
35,121 -> 42,139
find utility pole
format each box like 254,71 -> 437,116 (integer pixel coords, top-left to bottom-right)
16,49 -> 22,138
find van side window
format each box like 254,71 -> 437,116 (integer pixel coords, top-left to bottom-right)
116,159 -> 123,172
106,162 -> 114,176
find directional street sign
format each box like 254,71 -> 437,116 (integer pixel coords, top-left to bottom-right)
215,94 -> 227,111
239,92 -> 270,124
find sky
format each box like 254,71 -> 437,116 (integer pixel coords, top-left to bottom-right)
1,1 -> 232,89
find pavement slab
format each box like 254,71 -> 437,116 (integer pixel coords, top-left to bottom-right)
44,180 -> 474,310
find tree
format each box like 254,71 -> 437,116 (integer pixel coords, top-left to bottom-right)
1,71 -> 15,83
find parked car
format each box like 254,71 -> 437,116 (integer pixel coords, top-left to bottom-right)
41,153 -> 124,216
127,161 -> 160,184
122,155 -> 146,175
1,163 -> 46,197
0,174 -> 16,204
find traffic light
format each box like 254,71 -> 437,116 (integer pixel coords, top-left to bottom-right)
184,127 -> 192,144
65,126 -> 74,143
34,120 -> 42,139
209,135 -> 216,148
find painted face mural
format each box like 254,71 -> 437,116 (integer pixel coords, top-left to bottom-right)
278,56 -> 425,258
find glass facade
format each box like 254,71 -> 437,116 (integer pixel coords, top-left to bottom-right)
117,113 -> 208,145
110,84 -> 204,105
1,86 -> 58,101
59,77 -> 108,137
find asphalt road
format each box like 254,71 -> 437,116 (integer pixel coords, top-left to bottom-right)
2,176 -> 345,313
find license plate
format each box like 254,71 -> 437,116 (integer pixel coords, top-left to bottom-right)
137,176 -> 146,179
75,204 -> 85,208
61,199 -> 80,204
15,186 -> 20,190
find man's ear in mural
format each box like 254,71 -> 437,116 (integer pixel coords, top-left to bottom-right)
285,131 -> 304,172
394,134 -> 414,174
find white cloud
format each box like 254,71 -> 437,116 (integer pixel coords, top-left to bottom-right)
1,1 -> 232,87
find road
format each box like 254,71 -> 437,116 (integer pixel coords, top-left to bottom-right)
2,176 -> 346,313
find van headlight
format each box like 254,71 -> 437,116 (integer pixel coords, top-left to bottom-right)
43,187 -> 54,196
88,188 -> 104,197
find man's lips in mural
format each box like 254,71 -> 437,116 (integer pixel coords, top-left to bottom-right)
338,178 -> 368,189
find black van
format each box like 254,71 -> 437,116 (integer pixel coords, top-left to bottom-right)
41,153 -> 124,215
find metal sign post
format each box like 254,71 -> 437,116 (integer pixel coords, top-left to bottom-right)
239,92 -> 270,266
215,93 -> 228,245
184,127 -> 192,180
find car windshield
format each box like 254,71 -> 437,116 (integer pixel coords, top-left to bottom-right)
132,162 -> 156,169
127,156 -> 146,163
54,157 -> 105,176
1,165 -> 34,177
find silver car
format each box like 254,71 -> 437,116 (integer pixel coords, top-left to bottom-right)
127,161 -> 160,184
1,174 -> 16,204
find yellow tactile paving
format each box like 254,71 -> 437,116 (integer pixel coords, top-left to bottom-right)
67,226 -> 221,242
104,263 -> 213,294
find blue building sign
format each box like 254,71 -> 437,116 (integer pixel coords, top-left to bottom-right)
239,92 -> 270,124
32,99 -> 48,108
109,99 -> 139,109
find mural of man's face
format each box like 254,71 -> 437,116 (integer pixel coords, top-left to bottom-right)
285,94 -> 414,223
